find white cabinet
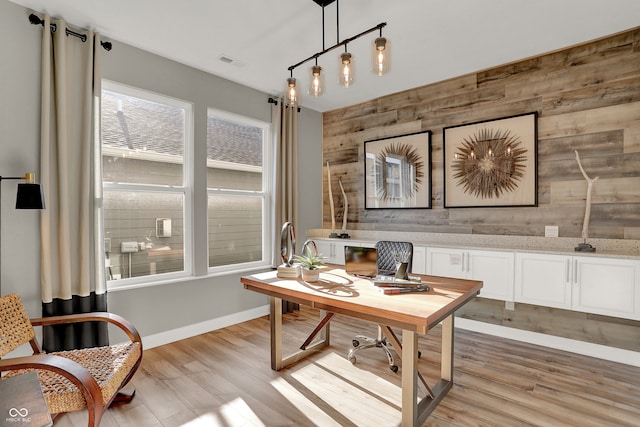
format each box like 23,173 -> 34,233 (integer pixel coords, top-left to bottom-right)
515,252 -> 640,320
573,256 -> 639,319
412,245 -> 426,274
313,239 -> 374,265
427,247 -> 514,301
313,240 -> 344,265
515,253 -> 572,309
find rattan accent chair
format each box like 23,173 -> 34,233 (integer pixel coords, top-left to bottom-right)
347,241 -> 413,372
0,293 -> 142,426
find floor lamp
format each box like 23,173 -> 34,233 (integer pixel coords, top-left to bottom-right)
0,172 -> 45,296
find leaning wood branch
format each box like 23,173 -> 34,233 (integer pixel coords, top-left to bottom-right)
327,161 -> 336,230
575,150 -> 599,241
339,179 -> 348,231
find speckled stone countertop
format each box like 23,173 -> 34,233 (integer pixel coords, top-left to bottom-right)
306,229 -> 640,260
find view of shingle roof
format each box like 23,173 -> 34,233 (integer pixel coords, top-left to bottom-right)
102,90 -> 262,167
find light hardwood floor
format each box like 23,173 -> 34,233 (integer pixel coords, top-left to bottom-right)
55,307 -> 640,427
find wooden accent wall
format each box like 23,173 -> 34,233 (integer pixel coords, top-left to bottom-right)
323,27 -> 640,239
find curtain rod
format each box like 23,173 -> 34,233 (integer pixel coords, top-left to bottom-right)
28,13 -> 112,51
267,97 -> 300,112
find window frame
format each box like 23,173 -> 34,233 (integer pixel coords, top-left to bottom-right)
206,108 -> 273,274
101,80 -> 194,290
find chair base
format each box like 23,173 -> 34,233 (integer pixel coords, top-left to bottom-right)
348,334 -> 398,372
110,386 -> 136,406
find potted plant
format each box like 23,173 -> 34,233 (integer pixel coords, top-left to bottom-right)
293,252 -> 326,282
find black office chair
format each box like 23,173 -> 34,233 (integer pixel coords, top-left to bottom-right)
347,241 -> 413,372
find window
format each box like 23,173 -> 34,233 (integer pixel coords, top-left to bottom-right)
207,109 -> 271,271
101,81 -> 193,287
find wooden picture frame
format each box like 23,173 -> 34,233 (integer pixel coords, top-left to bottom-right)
364,130 -> 432,209
443,112 -> 538,208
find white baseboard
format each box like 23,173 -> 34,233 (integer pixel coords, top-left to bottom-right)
141,305 -> 269,350
455,318 -> 640,367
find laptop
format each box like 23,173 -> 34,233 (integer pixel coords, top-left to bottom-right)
344,246 -> 377,278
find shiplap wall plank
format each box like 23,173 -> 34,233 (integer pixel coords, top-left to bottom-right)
322,26 -> 640,239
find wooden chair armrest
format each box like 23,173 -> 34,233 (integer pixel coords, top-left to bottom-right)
0,354 -> 103,410
30,312 -> 142,346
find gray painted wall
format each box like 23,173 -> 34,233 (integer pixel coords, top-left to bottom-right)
0,0 -> 322,339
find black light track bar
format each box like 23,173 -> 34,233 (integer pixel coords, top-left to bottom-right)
287,22 -> 386,72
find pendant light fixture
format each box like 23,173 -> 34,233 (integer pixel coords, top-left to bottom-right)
338,48 -> 354,87
308,61 -> 324,97
284,71 -> 298,107
284,0 -> 390,105
372,28 -> 391,75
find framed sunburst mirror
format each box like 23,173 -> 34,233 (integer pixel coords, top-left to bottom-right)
443,112 -> 538,208
364,130 -> 432,209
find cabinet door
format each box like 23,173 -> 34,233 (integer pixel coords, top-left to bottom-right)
573,257 -> 639,319
314,240 -> 367,265
426,247 -> 465,279
515,253 -> 572,309
313,240 -> 336,264
469,250 -> 514,301
412,246 -> 427,275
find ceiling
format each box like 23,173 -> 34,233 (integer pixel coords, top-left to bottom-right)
8,0 -> 640,112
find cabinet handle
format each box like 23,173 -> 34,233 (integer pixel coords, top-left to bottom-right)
566,259 -> 570,283
573,259 -> 578,284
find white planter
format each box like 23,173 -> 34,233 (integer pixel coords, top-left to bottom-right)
301,268 -> 320,282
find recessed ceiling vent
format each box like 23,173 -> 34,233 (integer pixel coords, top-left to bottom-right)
217,54 -> 245,67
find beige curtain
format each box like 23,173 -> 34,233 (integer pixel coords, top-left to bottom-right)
272,100 -> 300,313
272,100 -> 299,267
39,14 -> 106,351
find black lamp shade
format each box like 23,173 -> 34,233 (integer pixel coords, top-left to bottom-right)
16,183 -> 45,209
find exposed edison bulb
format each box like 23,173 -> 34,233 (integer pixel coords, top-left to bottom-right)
338,52 -> 354,87
372,37 -> 391,75
308,65 -> 324,97
284,77 -> 298,107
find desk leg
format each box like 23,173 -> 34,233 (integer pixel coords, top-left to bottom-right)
441,314 -> 454,382
401,329 -> 419,427
401,315 -> 456,426
270,296 -> 284,371
269,296 -> 331,371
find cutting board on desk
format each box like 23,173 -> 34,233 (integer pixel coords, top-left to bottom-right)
0,372 -> 52,427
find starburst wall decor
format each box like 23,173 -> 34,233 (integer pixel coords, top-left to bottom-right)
452,128 -> 527,198
365,130 -> 432,209
443,113 -> 538,208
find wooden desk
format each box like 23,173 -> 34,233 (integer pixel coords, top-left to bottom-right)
241,266 -> 482,426
0,371 -> 52,427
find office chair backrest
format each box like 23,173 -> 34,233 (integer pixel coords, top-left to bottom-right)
375,241 -> 413,276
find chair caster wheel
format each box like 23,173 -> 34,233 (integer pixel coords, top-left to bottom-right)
390,365 -> 398,373
352,339 -> 360,348
349,356 -> 356,365
418,350 -> 422,358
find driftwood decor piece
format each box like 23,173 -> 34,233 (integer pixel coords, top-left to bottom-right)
574,150 -> 598,252
443,112 -> 538,208
338,179 -> 348,231
326,161 -> 336,231
327,161 -> 350,238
